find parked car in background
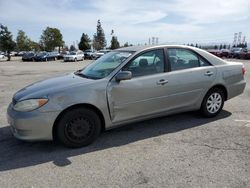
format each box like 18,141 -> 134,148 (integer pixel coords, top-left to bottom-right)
7,45 -> 246,148
16,51 -> 26,56
93,49 -> 111,59
239,49 -> 250,59
84,49 -> 96,59
207,49 -> 221,57
22,52 -> 36,61
58,51 -> 69,60
220,49 -> 230,58
34,52 -> 59,61
47,52 -> 60,60
10,51 -> 18,56
229,48 -> 244,58
0,54 -> 5,59
64,51 -> 84,62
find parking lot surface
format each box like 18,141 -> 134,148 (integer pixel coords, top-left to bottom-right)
0,58 -> 249,187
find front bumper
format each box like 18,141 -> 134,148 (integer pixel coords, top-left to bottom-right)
7,103 -> 60,141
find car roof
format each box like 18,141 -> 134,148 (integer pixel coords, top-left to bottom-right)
116,44 -> 202,52
116,44 -> 227,66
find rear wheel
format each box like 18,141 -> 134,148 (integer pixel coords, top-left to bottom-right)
56,108 -> 101,148
200,88 -> 225,117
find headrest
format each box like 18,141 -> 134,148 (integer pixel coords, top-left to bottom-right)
139,58 -> 148,67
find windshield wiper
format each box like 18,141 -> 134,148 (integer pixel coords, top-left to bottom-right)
74,71 -> 100,80
74,71 -> 91,79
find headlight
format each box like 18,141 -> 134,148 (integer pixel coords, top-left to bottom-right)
13,99 -> 48,112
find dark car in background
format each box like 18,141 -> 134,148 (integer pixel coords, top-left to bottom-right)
16,51 -> 26,56
229,48 -> 244,58
239,49 -> 250,59
22,52 -> 36,61
58,51 -> 69,60
84,49 -> 96,59
207,49 -> 222,57
220,49 -> 230,58
34,52 -> 59,61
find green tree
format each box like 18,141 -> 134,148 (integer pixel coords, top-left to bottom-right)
110,36 -> 120,49
29,41 -> 41,51
0,24 -> 16,61
16,30 -> 32,51
93,20 -> 106,50
40,27 -> 64,51
123,42 -> 129,47
78,33 -> 91,51
70,45 -> 76,51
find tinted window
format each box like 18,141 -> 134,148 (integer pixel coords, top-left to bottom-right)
80,51 -> 133,79
123,49 -> 165,77
200,58 -> 210,67
168,48 -> 204,71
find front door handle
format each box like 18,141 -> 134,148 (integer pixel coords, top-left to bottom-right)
157,79 -> 168,85
204,71 -> 214,76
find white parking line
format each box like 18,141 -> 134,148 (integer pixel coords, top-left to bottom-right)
234,119 -> 250,123
245,124 -> 250,128
234,119 -> 250,127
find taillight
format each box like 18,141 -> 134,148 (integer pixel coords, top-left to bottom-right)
242,65 -> 246,77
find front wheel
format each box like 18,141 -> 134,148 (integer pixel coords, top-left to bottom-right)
56,108 -> 101,148
200,88 -> 225,117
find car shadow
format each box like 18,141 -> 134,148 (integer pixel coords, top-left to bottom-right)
0,110 -> 231,172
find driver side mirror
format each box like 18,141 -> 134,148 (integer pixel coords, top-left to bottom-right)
115,71 -> 132,82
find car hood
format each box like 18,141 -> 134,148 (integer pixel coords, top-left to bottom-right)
13,73 -> 93,102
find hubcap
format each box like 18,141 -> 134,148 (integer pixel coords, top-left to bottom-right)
206,92 -> 222,114
65,116 -> 93,143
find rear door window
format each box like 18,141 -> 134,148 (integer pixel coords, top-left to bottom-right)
167,48 -> 210,71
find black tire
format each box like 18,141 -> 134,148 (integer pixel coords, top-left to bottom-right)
200,88 -> 225,118
56,108 -> 101,148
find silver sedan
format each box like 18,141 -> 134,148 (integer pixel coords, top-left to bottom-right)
7,45 -> 246,147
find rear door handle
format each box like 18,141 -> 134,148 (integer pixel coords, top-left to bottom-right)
204,71 -> 214,76
157,79 -> 168,85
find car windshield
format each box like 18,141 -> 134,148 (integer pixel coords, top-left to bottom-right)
70,52 -> 76,55
77,51 -> 133,79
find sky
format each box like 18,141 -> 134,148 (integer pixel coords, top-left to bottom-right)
0,0 -> 250,47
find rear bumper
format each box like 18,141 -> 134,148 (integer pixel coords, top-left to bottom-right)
7,103 -> 60,141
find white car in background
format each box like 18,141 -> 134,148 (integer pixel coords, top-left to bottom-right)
0,54 -> 5,59
64,51 -> 84,62
93,50 -> 111,59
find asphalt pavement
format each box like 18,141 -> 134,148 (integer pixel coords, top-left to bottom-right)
0,58 -> 249,187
